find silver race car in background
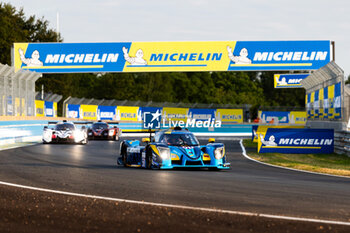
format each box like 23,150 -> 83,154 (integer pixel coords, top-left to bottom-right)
42,120 -> 88,144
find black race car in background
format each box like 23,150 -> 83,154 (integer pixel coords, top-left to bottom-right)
87,121 -> 122,140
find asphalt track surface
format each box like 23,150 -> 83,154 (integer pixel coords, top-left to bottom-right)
0,139 -> 349,232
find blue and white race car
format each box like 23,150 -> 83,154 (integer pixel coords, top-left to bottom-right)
118,127 -> 230,170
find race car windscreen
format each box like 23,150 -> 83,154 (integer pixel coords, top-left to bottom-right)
55,123 -> 75,131
160,134 -> 199,146
92,123 -> 108,130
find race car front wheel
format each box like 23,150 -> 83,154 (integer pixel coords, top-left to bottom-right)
145,147 -> 153,169
81,138 -> 88,145
120,143 -> 128,167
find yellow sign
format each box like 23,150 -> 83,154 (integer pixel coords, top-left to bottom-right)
162,107 -> 189,121
319,88 -> 324,119
289,111 -> 307,125
253,125 -> 304,143
328,84 -> 334,119
35,100 -> 45,117
310,91 -> 315,119
53,102 -> 57,117
123,41 -> 234,73
116,106 -> 139,121
216,109 -> 243,123
80,105 -> 98,120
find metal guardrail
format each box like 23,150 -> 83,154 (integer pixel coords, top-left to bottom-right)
334,131 -> 350,157
0,63 -> 41,116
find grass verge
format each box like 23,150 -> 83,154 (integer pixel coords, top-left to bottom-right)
242,139 -> 350,177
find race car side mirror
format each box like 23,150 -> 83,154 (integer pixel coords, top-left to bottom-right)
208,138 -> 215,143
142,138 -> 150,143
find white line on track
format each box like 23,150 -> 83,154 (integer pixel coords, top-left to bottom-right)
0,180 -> 350,226
239,139 -> 350,179
0,141 -> 349,226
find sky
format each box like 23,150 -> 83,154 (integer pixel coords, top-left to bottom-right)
5,0 -> 350,77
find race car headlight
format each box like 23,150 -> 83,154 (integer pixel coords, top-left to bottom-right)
73,131 -> 79,142
157,147 -> 170,160
108,130 -> 114,136
214,147 -> 225,160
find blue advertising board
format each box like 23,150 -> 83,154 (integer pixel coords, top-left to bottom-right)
274,73 -> 309,88
44,101 -> 54,117
7,96 -> 13,115
314,89 -> 320,118
98,105 -> 116,120
258,128 -> 334,154
252,125 -> 258,141
188,108 -> 215,121
227,41 -> 331,71
66,104 -> 80,118
258,111 -> 290,123
14,40 -> 331,73
14,42 -> 131,73
334,82 -> 341,119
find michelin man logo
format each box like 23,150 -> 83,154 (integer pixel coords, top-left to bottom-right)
276,77 -> 287,86
227,46 -> 251,64
18,49 -> 43,67
260,134 -> 277,147
122,47 -> 147,65
143,110 -> 162,129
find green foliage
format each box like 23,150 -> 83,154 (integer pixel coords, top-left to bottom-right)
345,75 -> 350,85
0,2 -> 61,65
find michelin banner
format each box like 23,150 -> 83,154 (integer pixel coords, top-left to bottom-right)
44,101 -> 56,117
334,82 -> 341,119
98,105 -> 116,120
13,41 -> 331,73
258,111 -> 306,124
35,100 -> 45,117
116,106 -> 140,121
162,107 -> 189,122
80,105 -> 98,120
257,128 -> 334,154
252,125 -> 304,143
188,108 -> 215,121
216,109 -> 243,123
66,104 -> 80,118
274,74 -> 309,88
